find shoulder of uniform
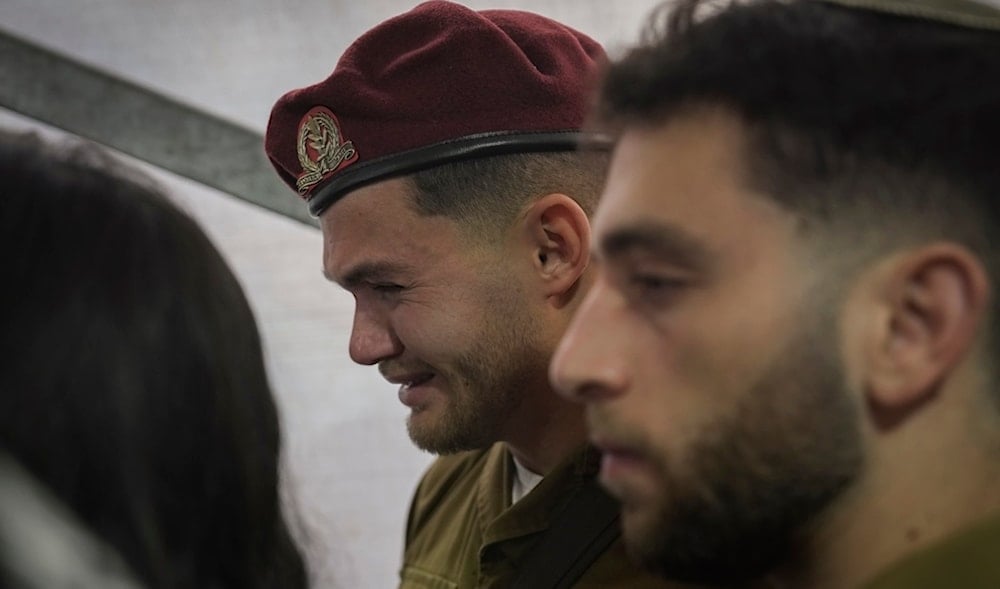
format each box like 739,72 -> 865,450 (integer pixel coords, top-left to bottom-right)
414,444 -> 501,500
404,445 -> 505,543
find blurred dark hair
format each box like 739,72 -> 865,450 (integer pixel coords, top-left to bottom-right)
597,0 -> 1000,359
0,130 -> 308,589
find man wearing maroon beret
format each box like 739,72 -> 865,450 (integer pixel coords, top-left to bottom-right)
264,2 -> 679,588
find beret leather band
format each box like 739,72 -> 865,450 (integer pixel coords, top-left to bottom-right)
305,130 -> 612,217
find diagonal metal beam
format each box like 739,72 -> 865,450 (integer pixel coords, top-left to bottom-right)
0,28 -> 315,228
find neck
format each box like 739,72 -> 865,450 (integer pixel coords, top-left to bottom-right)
503,385 -> 587,475
766,391 -> 1000,589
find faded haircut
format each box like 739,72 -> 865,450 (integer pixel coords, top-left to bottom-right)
407,150 -> 609,241
597,0 -> 1000,365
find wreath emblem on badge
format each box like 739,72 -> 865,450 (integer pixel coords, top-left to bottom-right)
295,107 -> 358,193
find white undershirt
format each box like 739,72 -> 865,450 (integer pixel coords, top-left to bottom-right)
510,456 -> 544,505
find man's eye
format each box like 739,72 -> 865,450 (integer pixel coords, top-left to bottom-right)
371,283 -> 404,293
630,274 -> 681,291
625,273 -> 687,306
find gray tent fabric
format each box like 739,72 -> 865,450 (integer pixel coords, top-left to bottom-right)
0,31 -> 314,226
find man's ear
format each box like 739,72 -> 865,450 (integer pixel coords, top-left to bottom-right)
518,193 -> 591,303
864,243 -> 989,419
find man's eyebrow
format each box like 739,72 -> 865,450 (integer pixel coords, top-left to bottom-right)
324,260 -> 413,288
599,221 -> 711,269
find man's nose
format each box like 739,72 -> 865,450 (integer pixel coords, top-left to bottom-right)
348,299 -> 402,366
550,278 -> 630,403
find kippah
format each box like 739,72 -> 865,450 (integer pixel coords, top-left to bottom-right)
822,0 -> 1000,31
265,0 -> 608,217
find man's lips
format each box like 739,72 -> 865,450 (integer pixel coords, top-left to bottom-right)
385,372 -> 435,408
383,372 -> 434,387
591,436 -> 651,483
593,440 -> 646,463
590,433 -> 644,457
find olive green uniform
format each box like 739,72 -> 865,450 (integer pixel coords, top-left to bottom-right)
862,512 -> 1000,589
399,443 -> 672,588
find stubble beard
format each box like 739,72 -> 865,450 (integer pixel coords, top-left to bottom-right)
628,316 -> 865,585
406,296 -> 542,455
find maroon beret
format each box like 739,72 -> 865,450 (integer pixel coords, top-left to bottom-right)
264,0 -> 608,217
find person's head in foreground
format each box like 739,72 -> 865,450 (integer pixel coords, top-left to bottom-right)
550,0 -> 1000,587
266,0 -> 609,473
0,130 -> 308,589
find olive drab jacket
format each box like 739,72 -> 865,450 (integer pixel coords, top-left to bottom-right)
862,512 -> 1000,589
399,443 -> 674,588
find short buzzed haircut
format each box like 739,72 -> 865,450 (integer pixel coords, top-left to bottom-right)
408,150 -> 609,241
